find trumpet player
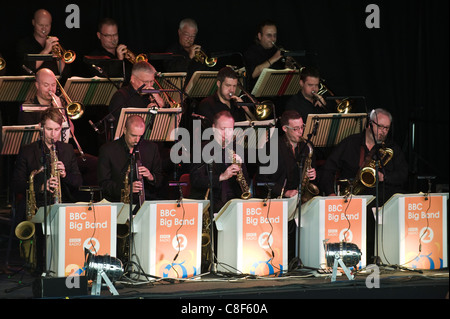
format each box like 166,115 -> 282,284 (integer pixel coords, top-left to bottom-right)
16,9 -> 68,76
243,20 -> 285,90
165,18 -> 208,75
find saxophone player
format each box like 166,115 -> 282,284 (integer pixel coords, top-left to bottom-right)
190,110 -> 251,214
256,110 -> 318,200
12,108 -> 82,273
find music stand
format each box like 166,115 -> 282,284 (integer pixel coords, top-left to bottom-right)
63,76 -> 123,106
114,107 -> 183,142
184,71 -> 219,98
302,113 -> 368,148
157,72 -> 187,104
234,119 -> 276,150
0,76 -> 37,102
251,68 -> 300,98
1,125 -> 41,155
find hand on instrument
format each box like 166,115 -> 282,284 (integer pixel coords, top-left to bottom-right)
132,180 -> 144,193
312,91 -> 326,108
116,44 -> 128,60
44,36 -> 59,55
220,164 -> 240,181
138,166 -> 154,181
306,168 -> 316,181
46,176 -> 60,193
188,44 -> 201,60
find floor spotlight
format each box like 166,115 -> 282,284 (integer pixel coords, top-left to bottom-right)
85,253 -> 124,296
324,241 -> 362,282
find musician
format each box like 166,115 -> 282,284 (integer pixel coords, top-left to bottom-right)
16,9 -> 70,79
13,108 -> 82,221
108,61 -> 165,136
189,110 -> 250,214
320,108 -> 408,263
86,17 -> 132,80
18,68 -> 73,143
195,67 -> 249,128
164,18 -> 208,82
97,115 -> 163,205
284,66 -> 328,123
256,110 -> 317,199
243,20 -> 285,91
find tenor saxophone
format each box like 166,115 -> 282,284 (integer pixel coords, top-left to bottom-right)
227,148 -> 251,200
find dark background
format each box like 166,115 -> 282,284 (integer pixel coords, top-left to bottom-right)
1,0 -> 448,194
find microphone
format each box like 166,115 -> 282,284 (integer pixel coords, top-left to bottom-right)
191,113 -> 206,120
88,120 -> 99,133
22,65 -> 35,75
155,71 -> 163,78
91,64 -> 104,75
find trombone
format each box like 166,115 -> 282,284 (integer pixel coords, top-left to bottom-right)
154,77 -> 181,108
48,36 -> 76,64
236,82 -> 273,121
315,81 -> 353,114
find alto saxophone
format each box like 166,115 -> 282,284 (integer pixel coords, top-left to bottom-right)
121,165 -> 131,204
227,148 -> 251,200
50,142 -> 62,203
300,138 -> 319,204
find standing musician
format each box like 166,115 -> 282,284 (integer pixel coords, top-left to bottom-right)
16,9 -> 70,79
195,67 -> 250,127
97,115 -> 163,205
320,108 -> 408,263
243,20 -> 285,91
284,66 -> 328,123
189,110 -> 251,214
107,61 -> 166,137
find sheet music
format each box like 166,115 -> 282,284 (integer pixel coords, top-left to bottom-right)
1,125 -> 41,155
0,76 -> 37,102
63,76 -> 123,105
158,72 -> 186,103
251,68 -> 300,97
303,113 -> 367,147
234,119 -> 276,149
184,71 -> 218,98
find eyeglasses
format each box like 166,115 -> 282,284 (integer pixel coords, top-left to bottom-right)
135,76 -> 154,86
100,33 -> 118,39
285,124 -> 305,132
372,121 -> 390,131
181,32 -> 197,39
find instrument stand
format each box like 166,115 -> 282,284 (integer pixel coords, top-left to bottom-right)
91,269 -> 119,296
330,253 -> 354,282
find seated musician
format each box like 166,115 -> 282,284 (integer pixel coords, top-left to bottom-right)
320,108 -> 408,264
12,108 -> 82,273
107,61 -> 166,137
97,115 -> 163,206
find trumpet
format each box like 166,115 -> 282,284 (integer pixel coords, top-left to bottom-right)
48,36 -> 76,64
194,49 -> 217,67
0,57 -> 5,71
125,49 -> 148,64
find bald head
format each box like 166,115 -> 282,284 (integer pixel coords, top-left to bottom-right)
32,9 -> 52,39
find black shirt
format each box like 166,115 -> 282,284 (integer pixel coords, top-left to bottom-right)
284,91 -> 328,123
196,92 -> 247,127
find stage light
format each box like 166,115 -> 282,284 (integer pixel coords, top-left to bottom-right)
324,241 -> 361,282
85,253 -> 124,296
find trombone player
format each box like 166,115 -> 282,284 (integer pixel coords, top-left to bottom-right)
18,68 -> 73,143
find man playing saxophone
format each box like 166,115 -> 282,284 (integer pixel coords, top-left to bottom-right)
12,108 -> 82,273
320,108 -> 408,264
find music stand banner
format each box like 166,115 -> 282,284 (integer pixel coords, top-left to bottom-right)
154,202 -> 202,278
63,205 -> 115,277
241,201 -> 287,276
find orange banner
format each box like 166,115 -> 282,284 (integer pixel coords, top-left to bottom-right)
154,202 -> 201,278
64,205 -> 113,277
241,201 -> 286,276
403,196 -> 445,269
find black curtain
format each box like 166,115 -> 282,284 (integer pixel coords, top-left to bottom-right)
1,0 -> 448,190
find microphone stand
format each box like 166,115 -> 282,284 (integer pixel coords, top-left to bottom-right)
207,161 -> 217,274
40,137 -> 50,277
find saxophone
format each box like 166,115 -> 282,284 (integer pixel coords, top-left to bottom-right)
227,148 -> 251,200
50,141 -> 62,203
14,166 -> 44,271
300,138 -> 320,204
121,165 -> 131,204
